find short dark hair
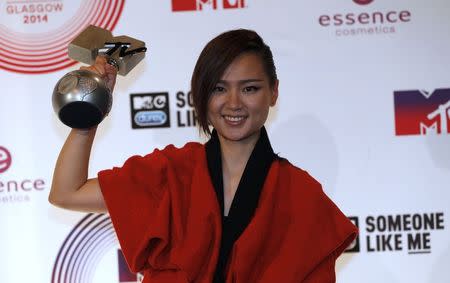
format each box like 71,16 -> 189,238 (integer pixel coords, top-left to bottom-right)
191,29 -> 277,136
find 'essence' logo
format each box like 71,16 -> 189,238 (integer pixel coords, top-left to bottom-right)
318,0 -> 412,37
0,146 -> 12,173
0,146 -> 46,204
353,0 -> 373,5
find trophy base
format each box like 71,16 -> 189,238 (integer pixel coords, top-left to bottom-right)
58,101 -> 103,129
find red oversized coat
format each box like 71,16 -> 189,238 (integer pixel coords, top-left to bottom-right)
98,142 -> 357,283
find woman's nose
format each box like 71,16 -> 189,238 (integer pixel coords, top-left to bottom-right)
226,89 -> 242,109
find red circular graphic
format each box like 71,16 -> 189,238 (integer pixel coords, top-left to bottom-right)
353,0 -> 374,5
0,146 -> 12,173
0,0 -> 125,74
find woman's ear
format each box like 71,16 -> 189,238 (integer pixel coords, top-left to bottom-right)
270,79 -> 279,106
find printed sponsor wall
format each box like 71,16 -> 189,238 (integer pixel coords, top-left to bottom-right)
1,0 -> 449,282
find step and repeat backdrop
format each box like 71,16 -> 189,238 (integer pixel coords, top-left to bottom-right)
1,0 -> 449,282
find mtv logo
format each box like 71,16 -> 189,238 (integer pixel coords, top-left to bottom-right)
222,0 -> 246,9
394,88 -> 450,136
130,93 -> 171,129
132,94 -> 167,110
172,0 -> 245,12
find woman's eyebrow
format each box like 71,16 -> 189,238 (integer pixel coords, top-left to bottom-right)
217,79 -> 264,84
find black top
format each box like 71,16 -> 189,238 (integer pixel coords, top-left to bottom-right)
205,127 -> 277,283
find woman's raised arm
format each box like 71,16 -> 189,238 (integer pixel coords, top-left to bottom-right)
49,56 -> 117,213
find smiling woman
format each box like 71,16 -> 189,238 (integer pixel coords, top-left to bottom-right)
49,29 -> 357,283
191,29 -> 278,138
205,53 -> 277,144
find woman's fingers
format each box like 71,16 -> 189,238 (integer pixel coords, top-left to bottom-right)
104,64 -> 118,92
79,56 -> 117,92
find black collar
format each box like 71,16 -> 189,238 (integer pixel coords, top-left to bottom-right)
205,127 -> 276,282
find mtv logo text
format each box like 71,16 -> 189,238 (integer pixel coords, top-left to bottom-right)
172,0 -> 246,12
130,93 -> 170,129
394,88 -> 450,135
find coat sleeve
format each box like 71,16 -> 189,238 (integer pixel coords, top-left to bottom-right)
302,252 -> 336,283
297,168 -> 358,283
97,148 -> 171,273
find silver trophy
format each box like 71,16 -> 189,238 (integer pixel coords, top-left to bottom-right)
52,25 -> 147,128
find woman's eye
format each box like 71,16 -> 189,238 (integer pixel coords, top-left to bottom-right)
212,86 -> 225,93
243,86 -> 260,93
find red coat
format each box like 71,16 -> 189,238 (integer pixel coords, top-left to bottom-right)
98,142 -> 357,283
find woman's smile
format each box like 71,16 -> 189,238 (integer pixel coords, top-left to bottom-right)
223,115 -> 247,124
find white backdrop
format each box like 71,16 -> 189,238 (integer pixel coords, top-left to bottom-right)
1,0 -> 449,282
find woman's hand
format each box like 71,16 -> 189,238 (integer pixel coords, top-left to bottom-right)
80,56 -> 118,93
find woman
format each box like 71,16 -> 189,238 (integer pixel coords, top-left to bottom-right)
50,29 -> 357,283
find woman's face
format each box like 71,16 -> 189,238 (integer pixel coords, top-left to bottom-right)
207,53 -> 278,144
